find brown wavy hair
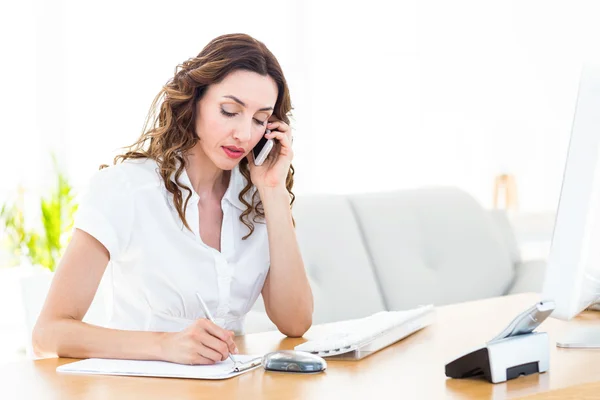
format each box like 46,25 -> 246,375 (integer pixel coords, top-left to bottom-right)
101,33 -> 295,239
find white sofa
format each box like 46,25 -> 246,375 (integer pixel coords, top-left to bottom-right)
245,186 -> 547,334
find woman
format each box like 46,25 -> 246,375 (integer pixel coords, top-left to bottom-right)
33,33 -> 314,365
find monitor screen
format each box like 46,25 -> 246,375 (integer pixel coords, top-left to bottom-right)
541,63 -> 600,321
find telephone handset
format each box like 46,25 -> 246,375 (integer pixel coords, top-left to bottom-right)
253,129 -> 274,166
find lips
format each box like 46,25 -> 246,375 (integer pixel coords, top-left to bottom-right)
223,146 -> 245,152
222,146 -> 245,159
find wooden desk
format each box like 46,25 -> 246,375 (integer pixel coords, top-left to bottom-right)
519,380 -> 600,399
3,293 -> 600,400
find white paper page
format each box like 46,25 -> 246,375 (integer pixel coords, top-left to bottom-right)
56,355 -> 263,380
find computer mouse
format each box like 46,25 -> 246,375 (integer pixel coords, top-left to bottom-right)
261,350 -> 327,373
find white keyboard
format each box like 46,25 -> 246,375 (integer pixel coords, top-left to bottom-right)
295,305 -> 435,359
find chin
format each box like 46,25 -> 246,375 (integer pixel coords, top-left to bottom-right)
212,154 -> 242,171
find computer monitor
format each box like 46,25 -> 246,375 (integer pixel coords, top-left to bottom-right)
541,63 -> 600,346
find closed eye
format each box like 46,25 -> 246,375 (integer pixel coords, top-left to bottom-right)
221,109 -> 265,126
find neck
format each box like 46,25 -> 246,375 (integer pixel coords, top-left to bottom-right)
184,142 -> 230,200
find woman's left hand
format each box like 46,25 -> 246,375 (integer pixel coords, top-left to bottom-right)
247,117 -> 293,190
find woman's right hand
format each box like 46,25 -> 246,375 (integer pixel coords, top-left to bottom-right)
159,319 -> 238,365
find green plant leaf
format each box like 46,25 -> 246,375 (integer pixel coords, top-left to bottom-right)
1,152 -> 79,272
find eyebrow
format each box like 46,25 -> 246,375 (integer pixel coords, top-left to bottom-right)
223,95 -> 273,112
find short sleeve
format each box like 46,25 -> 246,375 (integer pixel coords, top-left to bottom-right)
74,166 -> 134,260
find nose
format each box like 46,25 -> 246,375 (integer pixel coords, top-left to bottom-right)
232,120 -> 253,143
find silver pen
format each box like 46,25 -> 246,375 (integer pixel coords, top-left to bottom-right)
195,293 -> 239,369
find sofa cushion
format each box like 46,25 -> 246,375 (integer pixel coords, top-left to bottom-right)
348,187 -> 515,310
507,259 -> 546,295
285,195 -> 387,324
487,209 -> 522,266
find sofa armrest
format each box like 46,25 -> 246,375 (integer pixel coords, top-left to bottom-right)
506,259 -> 547,295
487,209 -> 522,265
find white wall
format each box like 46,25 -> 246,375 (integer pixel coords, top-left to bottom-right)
3,0 -> 600,216
300,0 -> 600,212
1,0 -> 37,199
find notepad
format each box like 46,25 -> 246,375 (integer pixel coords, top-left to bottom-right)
56,355 -> 263,380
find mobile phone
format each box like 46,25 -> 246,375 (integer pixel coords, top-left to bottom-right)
488,301 -> 555,343
253,129 -> 274,166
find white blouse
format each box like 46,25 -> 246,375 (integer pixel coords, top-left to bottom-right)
74,158 -> 270,335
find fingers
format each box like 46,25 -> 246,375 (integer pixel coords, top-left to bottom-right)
198,342 -> 228,363
198,333 -> 231,361
266,120 -> 289,135
265,129 -> 292,151
190,352 -> 218,365
266,122 -> 292,141
196,320 -> 238,359
214,329 -> 238,355
227,331 -> 238,355
201,319 -> 234,344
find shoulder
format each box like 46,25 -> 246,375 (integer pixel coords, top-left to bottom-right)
89,158 -> 162,194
